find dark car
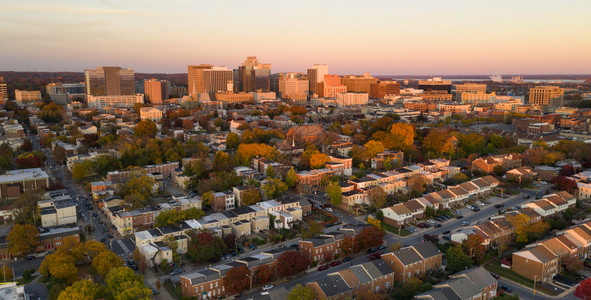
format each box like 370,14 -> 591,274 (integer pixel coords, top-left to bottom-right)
330,261 -> 342,267
25,255 -> 35,261
231,251 -> 237,256
377,244 -> 387,250
249,244 -> 257,250
500,286 -> 512,293
367,248 -> 377,253
456,215 -> 464,219
472,207 -> 480,212
440,215 -> 450,220
434,224 -> 442,228
237,247 -> 245,253
416,223 -> 425,228
108,233 -> 113,238
490,272 -> 500,279
367,253 -> 381,261
494,204 -> 504,208
343,257 -> 352,262
523,195 -> 531,199
318,265 -> 330,271
443,230 -> 451,234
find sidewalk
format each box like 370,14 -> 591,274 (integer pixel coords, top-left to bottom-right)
144,269 -> 174,300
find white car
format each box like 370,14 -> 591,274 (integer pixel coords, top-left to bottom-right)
476,201 -> 485,206
325,207 -> 333,212
263,285 -> 274,291
426,219 -> 436,225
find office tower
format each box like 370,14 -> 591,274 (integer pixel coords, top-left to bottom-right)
144,79 -> 170,104
84,66 -> 135,96
455,83 -> 486,94
529,86 -> 564,108
278,73 -> 309,101
418,77 -> 452,93
0,83 -> 7,104
306,64 -> 328,96
46,83 -> 86,104
188,64 -> 214,95
203,67 -> 233,98
233,69 -> 240,92
317,75 -> 347,98
87,94 -> 144,109
370,81 -> 400,99
15,90 -> 42,106
238,56 -> 271,92
341,73 -> 378,93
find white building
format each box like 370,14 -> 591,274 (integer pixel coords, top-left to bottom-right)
87,94 -> 144,108
337,92 -> 369,106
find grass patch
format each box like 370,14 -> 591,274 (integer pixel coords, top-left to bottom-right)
383,223 -> 411,236
17,275 -> 38,285
164,279 -> 182,300
484,261 -> 558,296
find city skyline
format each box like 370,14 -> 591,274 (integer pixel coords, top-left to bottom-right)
1,0 -> 590,74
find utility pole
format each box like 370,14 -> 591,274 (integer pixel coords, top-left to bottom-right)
533,275 -> 537,300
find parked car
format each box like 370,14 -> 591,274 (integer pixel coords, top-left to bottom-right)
318,265 -> 330,271
456,215 -> 464,219
367,248 -> 377,253
427,219 -> 436,225
434,224 -> 442,228
442,230 -> 451,234
495,204 -> 504,208
513,206 -> 521,210
490,272 -> 500,279
472,207 -> 480,212
330,261 -> 342,267
442,235 -> 451,240
170,268 -> 182,276
523,195 -> 531,199
325,207 -> 333,212
417,223 -> 425,228
343,256 -> 352,262
237,247 -> 245,253
476,201 -> 485,206
249,244 -> 257,250
367,253 -> 381,261
500,286 -> 512,292
262,285 -> 274,291
377,244 -> 387,250
461,221 -> 470,226
434,217 -> 444,222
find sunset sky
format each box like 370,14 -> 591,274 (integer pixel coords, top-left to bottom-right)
1,0 -> 590,75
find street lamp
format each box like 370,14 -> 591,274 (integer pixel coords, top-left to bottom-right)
245,270 -> 254,294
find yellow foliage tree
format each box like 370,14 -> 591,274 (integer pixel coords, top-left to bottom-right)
92,251 -> 124,278
363,140 -> 385,160
507,213 -> 530,243
7,224 -> 39,256
390,123 -> 415,151
309,153 -> 330,169
367,215 -> 381,228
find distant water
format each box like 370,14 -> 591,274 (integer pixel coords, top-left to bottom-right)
390,78 -> 586,83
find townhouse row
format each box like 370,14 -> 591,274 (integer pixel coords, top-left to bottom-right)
381,175 -> 500,227
415,267 -> 498,300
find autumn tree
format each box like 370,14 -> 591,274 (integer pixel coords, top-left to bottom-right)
226,132 -> 241,149
496,233 -> 513,258
553,176 -> 579,194
507,213 -> 530,243
262,178 -> 288,199
39,252 -> 78,283
446,245 -> 472,273
365,187 -> 386,210
0,265 -> 13,281
236,143 -> 277,166
310,153 -> 330,169
326,181 -> 342,206
562,255 -> 583,273
525,147 -> 549,166
72,162 -> 90,181
462,234 -> 486,263
154,207 -> 205,227
359,226 -> 385,249
119,174 -> 156,208
186,231 -> 227,263
363,140 -> 385,160
224,265 -> 250,295
57,280 -> 101,300
407,174 -> 428,197
53,146 -> 67,164
132,248 -> 148,273
265,165 -> 275,178
422,128 -> 454,157
7,224 -> 39,256
389,241 -> 403,252
390,123 -> 415,151
92,250 -> 124,277
286,167 -> 298,189
277,251 -> 310,278
367,215 -> 381,228
403,277 -> 423,295
105,267 -> 152,300
575,278 -> 591,300
133,119 -> 158,138
242,188 -> 261,206
254,263 -> 275,285
302,221 -> 323,238
288,284 -> 315,300
213,151 -> 233,172
201,191 -> 214,207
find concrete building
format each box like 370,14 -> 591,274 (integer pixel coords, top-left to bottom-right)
455,83 -> 486,95
318,75 -> 347,98
0,168 -> 49,199
341,73 -> 378,93
418,77 -> 452,93
139,107 -> 163,121
461,92 -> 497,104
278,74 -> 309,101
529,86 -> 564,108
39,195 -> 77,227
84,66 -> 135,96
214,92 -> 254,103
203,67 -> 233,99
238,56 -> 271,92
336,92 -> 369,106
188,64 -> 214,95
0,83 -> 7,104
14,90 -> 42,106
87,94 -> 144,108
144,79 -> 169,104
307,64 -> 328,96
370,81 -> 400,99
46,82 -> 86,104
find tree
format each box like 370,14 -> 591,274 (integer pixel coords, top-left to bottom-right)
310,153 -> 330,169
242,188 -> 261,206
560,165 -> 576,177
7,224 -> 39,256
254,263 -> 275,285
302,221 -> 323,238
376,210 -> 384,222
57,280 -> 101,300
119,174 -> 156,208
201,191 -> 214,207
363,140 -> 385,160
407,174 -> 428,197
367,215 -> 381,228
553,176 -> 579,194
390,123 -> 415,151
403,277 -> 423,295
359,226 -> 385,249
133,119 -> 158,138
277,251 -> 310,278
84,241 -> 108,259
132,248 -> 148,273
389,241 -> 403,252
226,132 -> 241,149
213,151 -> 233,172
72,162 -> 90,181
236,143 -> 277,166
507,213 -> 531,243
493,165 -> 505,176
92,250 -> 124,278
496,233 -> 513,258
105,267 -> 152,300
262,178 -> 288,200
53,146 -> 67,164
224,265 -> 250,295
265,165 -> 275,178
525,147 -> 550,166
462,234 -> 486,263
39,251 -> 78,283
423,129 -> 454,157
446,245 -> 472,273
453,172 -> 468,184
326,181 -> 342,206
424,206 -> 436,218
288,284 -> 315,300
286,167 -> 298,189
0,264 -> 13,281
575,278 -> 591,300
368,186 -> 387,209
562,254 -> 583,273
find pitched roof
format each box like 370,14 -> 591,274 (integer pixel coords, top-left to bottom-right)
313,274 -> 351,297
392,247 -> 422,265
412,242 -> 441,259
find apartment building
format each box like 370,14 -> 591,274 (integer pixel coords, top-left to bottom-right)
139,107 -> 163,121
529,86 -> 564,108
39,195 -> 77,228
0,168 -> 49,199
370,81 -> 400,99
416,267 -> 498,300
471,153 -> 522,174
371,151 -> 404,170
299,232 -> 345,263
381,242 -> 442,283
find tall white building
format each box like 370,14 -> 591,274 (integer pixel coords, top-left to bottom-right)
15,90 -> 42,106
87,94 -> 144,109
337,92 -> 369,106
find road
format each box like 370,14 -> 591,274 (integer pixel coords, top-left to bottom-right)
499,278 -> 577,300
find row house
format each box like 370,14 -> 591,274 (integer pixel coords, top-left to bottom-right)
416,267 -> 498,300
572,170 -> 591,200
0,227 -> 80,260
471,153 -> 522,174
381,242 -> 442,283
297,168 -> 341,193
381,199 -> 425,227
371,151 -> 404,170
328,156 -> 353,176
523,192 -> 576,218
144,161 -> 180,181
506,166 -> 537,183
299,232 -> 345,263
212,191 -> 235,212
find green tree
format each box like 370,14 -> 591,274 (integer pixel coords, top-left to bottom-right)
403,277 -> 423,295
226,132 -> 241,149
288,284 -> 315,300
265,165 -> 275,178
376,210 -> 384,222
105,267 -> 152,300
119,174 -> 156,208
424,205 -> 436,218
133,119 -> 158,138
72,162 -> 91,181
58,280 -> 102,300
7,224 -> 39,256
213,151 -> 233,172
262,178 -> 288,200
326,181 -> 342,206
446,245 -> 472,273
286,167 -> 298,189
453,172 -> 469,184
0,265 -> 13,281
201,191 -> 214,207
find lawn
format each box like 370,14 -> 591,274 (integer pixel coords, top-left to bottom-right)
484,261 -> 558,296
17,275 -> 38,285
164,279 -> 183,300
382,223 -> 411,236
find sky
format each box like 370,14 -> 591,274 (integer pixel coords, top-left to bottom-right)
1,0 -> 590,75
